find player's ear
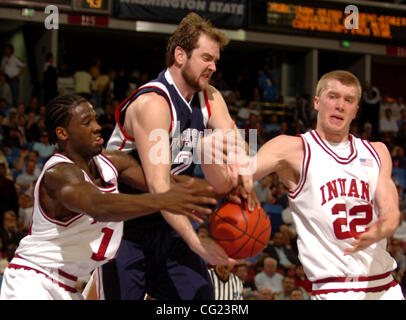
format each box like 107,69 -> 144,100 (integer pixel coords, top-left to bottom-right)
55,126 -> 68,142
314,96 -> 320,111
353,104 -> 359,120
174,46 -> 186,66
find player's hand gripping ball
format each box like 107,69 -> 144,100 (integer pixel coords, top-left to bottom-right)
209,202 -> 271,259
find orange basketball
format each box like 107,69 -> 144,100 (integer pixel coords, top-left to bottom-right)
209,202 -> 271,259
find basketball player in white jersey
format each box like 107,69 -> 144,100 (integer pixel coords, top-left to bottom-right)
206,70 -> 404,299
0,94 -> 219,300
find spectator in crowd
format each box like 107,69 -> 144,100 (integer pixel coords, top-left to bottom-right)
4,125 -> 24,149
208,264 -> 244,300
394,210 -> 406,242
274,275 -> 296,300
32,132 -> 56,163
293,263 -> 312,295
391,145 -> 406,169
361,122 -> 373,140
17,193 -> 32,233
36,105 -> 47,121
0,238 -> 9,287
15,159 -> 38,192
89,58 -> 101,80
25,111 -> 41,142
3,107 -> 17,128
127,69 -> 140,94
237,100 -> 259,122
295,94 -> 311,128
43,52 -> 58,105
91,67 -> 110,111
0,210 -> 25,256
390,96 -> 404,122
254,257 -> 284,294
253,174 -> 273,204
263,232 -> 300,274
0,159 -> 18,219
0,73 -> 12,106
379,107 -> 399,138
264,114 -> 281,137
73,66 -> 92,100
257,70 -> 276,102
257,285 -> 274,300
0,98 -> 9,120
280,206 -> 297,242
269,181 -> 289,207
234,262 -> 256,296
289,287 -> 305,300
388,237 -> 406,287
1,44 -> 26,107
16,114 -> 27,145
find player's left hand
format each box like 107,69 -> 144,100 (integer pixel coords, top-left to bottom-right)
226,184 -> 260,212
344,216 -> 389,255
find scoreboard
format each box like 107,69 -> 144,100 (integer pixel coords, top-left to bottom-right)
249,0 -> 406,45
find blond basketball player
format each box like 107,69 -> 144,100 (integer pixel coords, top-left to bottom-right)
0,94 -> 219,300
253,70 -> 404,299
206,70 -> 404,299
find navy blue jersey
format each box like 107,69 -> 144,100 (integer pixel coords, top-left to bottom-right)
107,69 -> 211,228
108,69 -> 211,176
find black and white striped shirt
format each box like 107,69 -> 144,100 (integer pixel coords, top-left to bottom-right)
208,268 -> 243,300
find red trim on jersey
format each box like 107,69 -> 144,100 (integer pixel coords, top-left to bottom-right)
171,162 -> 189,175
203,90 -> 211,118
97,153 -> 119,186
118,138 -> 127,151
115,85 -> 175,139
288,136 -> 311,199
58,269 -> 78,282
114,92 -> 136,142
310,130 -> 357,164
313,271 -> 392,284
361,139 -> 381,168
311,272 -> 397,295
312,280 -> 397,295
8,263 -> 78,293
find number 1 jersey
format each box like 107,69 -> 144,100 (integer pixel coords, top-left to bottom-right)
13,153 -> 123,280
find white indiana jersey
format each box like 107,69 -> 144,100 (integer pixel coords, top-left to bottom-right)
288,130 -> 397,284
10,153 -> 123,291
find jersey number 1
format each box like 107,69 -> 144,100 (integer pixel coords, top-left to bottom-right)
332,203 -> 373,240
91,227 -> 114,261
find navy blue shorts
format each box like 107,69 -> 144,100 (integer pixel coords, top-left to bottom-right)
102,221 -> 214,300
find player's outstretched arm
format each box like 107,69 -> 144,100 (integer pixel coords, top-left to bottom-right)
205,85 -> 253,194
42,163 -> 217,223
345,142 -> 400,254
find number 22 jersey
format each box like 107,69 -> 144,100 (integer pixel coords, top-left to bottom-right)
288,130 -> 397,283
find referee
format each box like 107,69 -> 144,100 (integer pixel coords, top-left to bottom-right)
208,264 -> 243,300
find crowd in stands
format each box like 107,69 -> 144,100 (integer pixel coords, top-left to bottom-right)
1,43 -> 406,300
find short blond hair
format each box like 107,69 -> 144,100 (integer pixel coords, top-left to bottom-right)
316,70 -> 361,103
